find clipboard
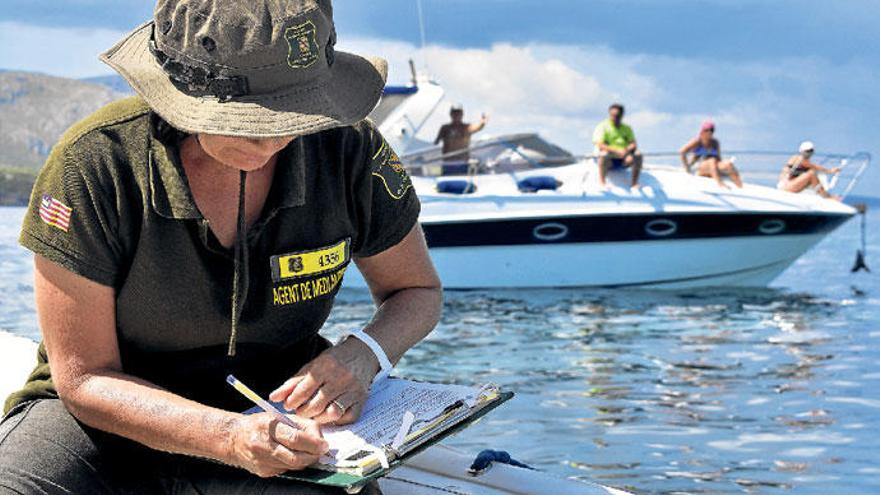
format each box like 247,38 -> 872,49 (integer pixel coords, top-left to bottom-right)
276,390 -> 514,492
244,384 -> 514,493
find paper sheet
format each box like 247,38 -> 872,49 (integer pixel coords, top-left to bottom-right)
319,378 -> 480,466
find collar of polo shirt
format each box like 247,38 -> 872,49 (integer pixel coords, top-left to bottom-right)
147,127 -> 307,222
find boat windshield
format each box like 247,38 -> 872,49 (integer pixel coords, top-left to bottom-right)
369,86 -> 420,125
401,133 -> 578,177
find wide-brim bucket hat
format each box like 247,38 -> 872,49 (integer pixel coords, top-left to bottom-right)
100,0 -> 388,138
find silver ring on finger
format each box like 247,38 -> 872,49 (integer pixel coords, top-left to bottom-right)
331,399 -> 347,416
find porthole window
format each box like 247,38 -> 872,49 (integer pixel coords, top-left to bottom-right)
533,223 -> 569,241
645,219 -> 678,237
759,219 -> 786,235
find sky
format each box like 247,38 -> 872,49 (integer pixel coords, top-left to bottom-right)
0,0 -> 877,192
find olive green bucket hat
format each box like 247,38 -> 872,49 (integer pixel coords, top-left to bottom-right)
100,0 -> 388,138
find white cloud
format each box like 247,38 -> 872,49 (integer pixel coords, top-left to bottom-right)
341,37 -> 752,154
425,44 -> 606,115
0,20 -> 875,191
341,36 -> 879,170
628,110 -> 672,130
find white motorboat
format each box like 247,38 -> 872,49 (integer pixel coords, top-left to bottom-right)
345,75 -> 870,289
0,332 -> 630,495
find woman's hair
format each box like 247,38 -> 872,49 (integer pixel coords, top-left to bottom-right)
152,113 -> 189,144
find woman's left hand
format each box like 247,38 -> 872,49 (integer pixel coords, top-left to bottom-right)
269,338 -> 380,425
271,225 -> 442,426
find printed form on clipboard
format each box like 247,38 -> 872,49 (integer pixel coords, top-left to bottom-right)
312,378 -> 512,477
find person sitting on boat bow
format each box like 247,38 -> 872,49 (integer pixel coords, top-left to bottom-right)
434,104 -> 489,175
679,120 -> 743,189
777,141 -> 840,200
0,0 -> 442,493
593,103 -> 643,190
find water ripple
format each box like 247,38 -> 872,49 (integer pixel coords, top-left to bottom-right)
1,205 -> 879,494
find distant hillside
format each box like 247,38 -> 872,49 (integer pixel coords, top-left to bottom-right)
0,71 -> 130,170
82,74 -> 134,94
0,168 -> 40,206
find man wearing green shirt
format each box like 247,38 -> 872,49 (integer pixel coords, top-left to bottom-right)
592,103 -> 643,190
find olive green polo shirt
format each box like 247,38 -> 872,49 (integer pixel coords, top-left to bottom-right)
4,97 -> 420,414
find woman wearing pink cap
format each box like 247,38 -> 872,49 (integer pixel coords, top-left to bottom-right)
679,121 -> 743,188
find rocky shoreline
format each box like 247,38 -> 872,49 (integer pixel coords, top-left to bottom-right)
0,168 -> 36,206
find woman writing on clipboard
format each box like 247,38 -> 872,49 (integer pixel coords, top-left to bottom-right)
0,0 -> 441,492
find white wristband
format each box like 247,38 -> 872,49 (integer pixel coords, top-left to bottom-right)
341,329 -> 393,384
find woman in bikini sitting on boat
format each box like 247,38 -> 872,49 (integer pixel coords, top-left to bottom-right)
778,141 -> 840,200
680,121 -> 743,189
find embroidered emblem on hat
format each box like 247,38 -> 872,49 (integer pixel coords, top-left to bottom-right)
372,140 -> 413,200
39,194 -> 73,232
285,20 -> 320,69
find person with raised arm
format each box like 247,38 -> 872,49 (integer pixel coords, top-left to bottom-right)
434,104 -> 489,175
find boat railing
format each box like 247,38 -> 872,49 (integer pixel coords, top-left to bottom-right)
402,144 -> 871,200
634,150 -> 871,199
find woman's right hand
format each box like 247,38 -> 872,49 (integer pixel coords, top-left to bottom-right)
227,413 -> 329,478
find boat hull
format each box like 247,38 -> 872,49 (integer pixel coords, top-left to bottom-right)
346,161 -> 857,289
346,231 -> 840,289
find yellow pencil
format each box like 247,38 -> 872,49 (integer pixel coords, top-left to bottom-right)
226,374 -> 300,429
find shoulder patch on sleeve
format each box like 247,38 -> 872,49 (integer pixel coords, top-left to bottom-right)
38,194 -> 73,232
371,139 -> 414,200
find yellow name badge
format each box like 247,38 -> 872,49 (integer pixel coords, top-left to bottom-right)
270,238 -> 351,282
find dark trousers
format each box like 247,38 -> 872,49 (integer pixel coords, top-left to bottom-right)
0,400 -> 380,495
440,161 -> 470,176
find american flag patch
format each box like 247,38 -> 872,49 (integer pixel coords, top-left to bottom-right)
39,194 -> 73,232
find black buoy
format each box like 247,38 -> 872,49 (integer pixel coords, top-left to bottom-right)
851,203 -> 870,273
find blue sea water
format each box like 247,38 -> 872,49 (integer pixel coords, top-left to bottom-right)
1,200 -> 878,494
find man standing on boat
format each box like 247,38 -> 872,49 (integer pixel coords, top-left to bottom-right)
435,104 -> 488,175
593,103 -> 643,190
